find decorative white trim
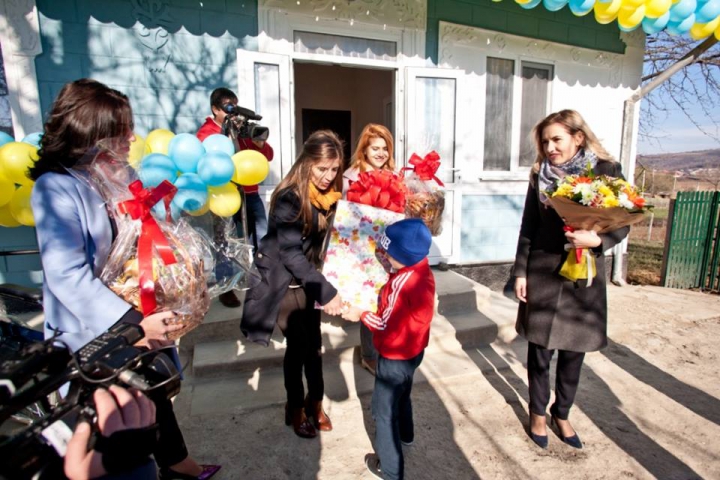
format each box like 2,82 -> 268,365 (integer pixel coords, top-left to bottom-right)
261,0 -> 426,30
0,0 -> 43,139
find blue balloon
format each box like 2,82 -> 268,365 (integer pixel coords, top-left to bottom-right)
642,12 -> 671,33
21,132 -> 43,148
167,133 -> 205,173
197,151 -> 235,187
569,0 -> 594,15
519,0 -> 542,9
202,134 -> 235,157
151,200 -> 181,223
670,0 -> 697,21
695,0 -> 720,24
172,173 -> 208,213
543,0 -> 568,11
0,131 -> 15,147
139,153 -> 178,187
666,13 -> 695,34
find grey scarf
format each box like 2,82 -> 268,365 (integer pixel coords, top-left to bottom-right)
537,148 -> 597,205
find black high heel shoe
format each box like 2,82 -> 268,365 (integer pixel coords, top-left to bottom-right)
551,416 -> 583,449
529,430 -> 548,449
159,464 -> 221,480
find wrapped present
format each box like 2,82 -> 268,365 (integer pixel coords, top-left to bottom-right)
346,169 -> 406,213
403,151 -> 445,236
322,200 -> 404,312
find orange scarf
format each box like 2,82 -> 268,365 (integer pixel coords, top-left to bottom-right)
308,182 -> 341,211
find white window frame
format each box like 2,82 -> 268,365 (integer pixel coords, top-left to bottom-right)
479,54 -> 555,180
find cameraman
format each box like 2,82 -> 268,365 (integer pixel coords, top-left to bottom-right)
65,386 -> 157,480
197,87 -> 274,308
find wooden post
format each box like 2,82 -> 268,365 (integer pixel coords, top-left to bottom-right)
660,192 -> 676,286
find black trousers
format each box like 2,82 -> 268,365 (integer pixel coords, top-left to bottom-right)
277,287 -> 324,408
153,396 -> 189,468
527,342 -> 585,420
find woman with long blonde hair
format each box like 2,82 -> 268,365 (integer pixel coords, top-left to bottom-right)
513,109 -> 629,450
241,130 -> 345,438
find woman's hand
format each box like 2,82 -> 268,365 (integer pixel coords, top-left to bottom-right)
322,294 -> 344,316
514,277 -> 527,303
565,229 -> 602,249
342,306 -> 363,322
138,311 -> 183,343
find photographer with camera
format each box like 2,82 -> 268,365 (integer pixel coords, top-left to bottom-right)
197,87 -> 274,308
29,79 -> 220,480
64,386 -> 157,480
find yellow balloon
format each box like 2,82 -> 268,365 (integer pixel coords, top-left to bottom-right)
9,184 -> 35,226
128,133 -> 145,169
0,173 -> 14,207
595,0 -> 623,23
187,202 -> 210,217
0,203 -> 21,227
715,22 -> 720,40
143,129 -> 175,156
618,4 -> 645,29
231,150 -> 270,186
207,183 -> 241,217
621,0 -> 644,8
0,142 -> 38,185
644,0 -> 671,17
690,17 -> 720,40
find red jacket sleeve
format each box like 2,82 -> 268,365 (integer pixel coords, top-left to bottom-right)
238,138 -> 274,161
360,270 -> 417,333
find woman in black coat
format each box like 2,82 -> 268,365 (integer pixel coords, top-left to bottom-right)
514,110 -> 629,450
241,130 -> 345,439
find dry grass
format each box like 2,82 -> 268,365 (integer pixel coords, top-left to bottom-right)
627,240 -> 665,286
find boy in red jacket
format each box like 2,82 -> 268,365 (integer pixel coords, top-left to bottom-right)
343,218 -> 435,480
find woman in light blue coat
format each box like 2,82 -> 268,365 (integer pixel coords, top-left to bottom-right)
30,79 -> 220,480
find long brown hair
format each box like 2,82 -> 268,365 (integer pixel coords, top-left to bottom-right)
530,109 -> 615,177
350,123 -> 395,172
30,79 -> 133,180
271,130 -> 344,235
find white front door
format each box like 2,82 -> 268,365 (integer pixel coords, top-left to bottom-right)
404,67 -> 465,264
236,51 -> 293,191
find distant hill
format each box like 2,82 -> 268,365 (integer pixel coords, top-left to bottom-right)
637,149 -> 720,173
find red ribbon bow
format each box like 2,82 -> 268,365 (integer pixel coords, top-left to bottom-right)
404,151 -> 444,187
117,180 -> 178,315
347,170 -> 407,213
563,225 -> 584,264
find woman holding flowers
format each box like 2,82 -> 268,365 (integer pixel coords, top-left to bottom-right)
241,130 -> 345,439
343,123 -> 396,375
513,109 -> 629,450
30,79 -> 219,480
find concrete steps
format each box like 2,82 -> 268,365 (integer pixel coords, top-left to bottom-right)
175,269 -> 520,416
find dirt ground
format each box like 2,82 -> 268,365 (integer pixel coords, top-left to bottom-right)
175,285 -> 720,479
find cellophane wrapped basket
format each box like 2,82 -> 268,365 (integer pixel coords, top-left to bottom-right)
80,140 -> 214,340
403,151 -> 445,236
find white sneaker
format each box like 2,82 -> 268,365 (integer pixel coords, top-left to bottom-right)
364,453 -> 383,479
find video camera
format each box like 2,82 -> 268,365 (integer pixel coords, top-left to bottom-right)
0,322 -> 181,479
222,104 -> 270,142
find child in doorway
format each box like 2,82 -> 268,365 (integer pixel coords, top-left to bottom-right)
342,218 -> 435,480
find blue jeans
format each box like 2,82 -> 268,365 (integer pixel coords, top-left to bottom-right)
372,351 -> 424,480
235,191 -> 267,250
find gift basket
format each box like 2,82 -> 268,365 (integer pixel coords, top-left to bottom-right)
73,140 -> 216,340
546,166 -> 651,286
402,151 -> 445,236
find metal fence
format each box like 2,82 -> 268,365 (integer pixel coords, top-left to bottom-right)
661,191 -> 720,292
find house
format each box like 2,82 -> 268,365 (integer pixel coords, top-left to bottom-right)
0,0 -> 648,287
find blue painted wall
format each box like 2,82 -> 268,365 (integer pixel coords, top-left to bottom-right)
34,0 -> 259,135
0,0 -> 260,287
461,194 -> 525,263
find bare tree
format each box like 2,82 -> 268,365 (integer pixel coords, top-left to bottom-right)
641,33 -> 720,149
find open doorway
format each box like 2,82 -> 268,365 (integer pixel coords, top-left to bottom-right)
293,62 -> 394,167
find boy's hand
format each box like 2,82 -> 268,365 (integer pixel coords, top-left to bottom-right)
342,306 -> 363,322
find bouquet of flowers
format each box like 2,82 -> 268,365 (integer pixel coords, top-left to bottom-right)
546,166 -> 650,285
402,151 -> 445,236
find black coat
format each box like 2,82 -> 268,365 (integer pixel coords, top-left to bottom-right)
513,161 -> 629,352
240,188 -> 337,346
